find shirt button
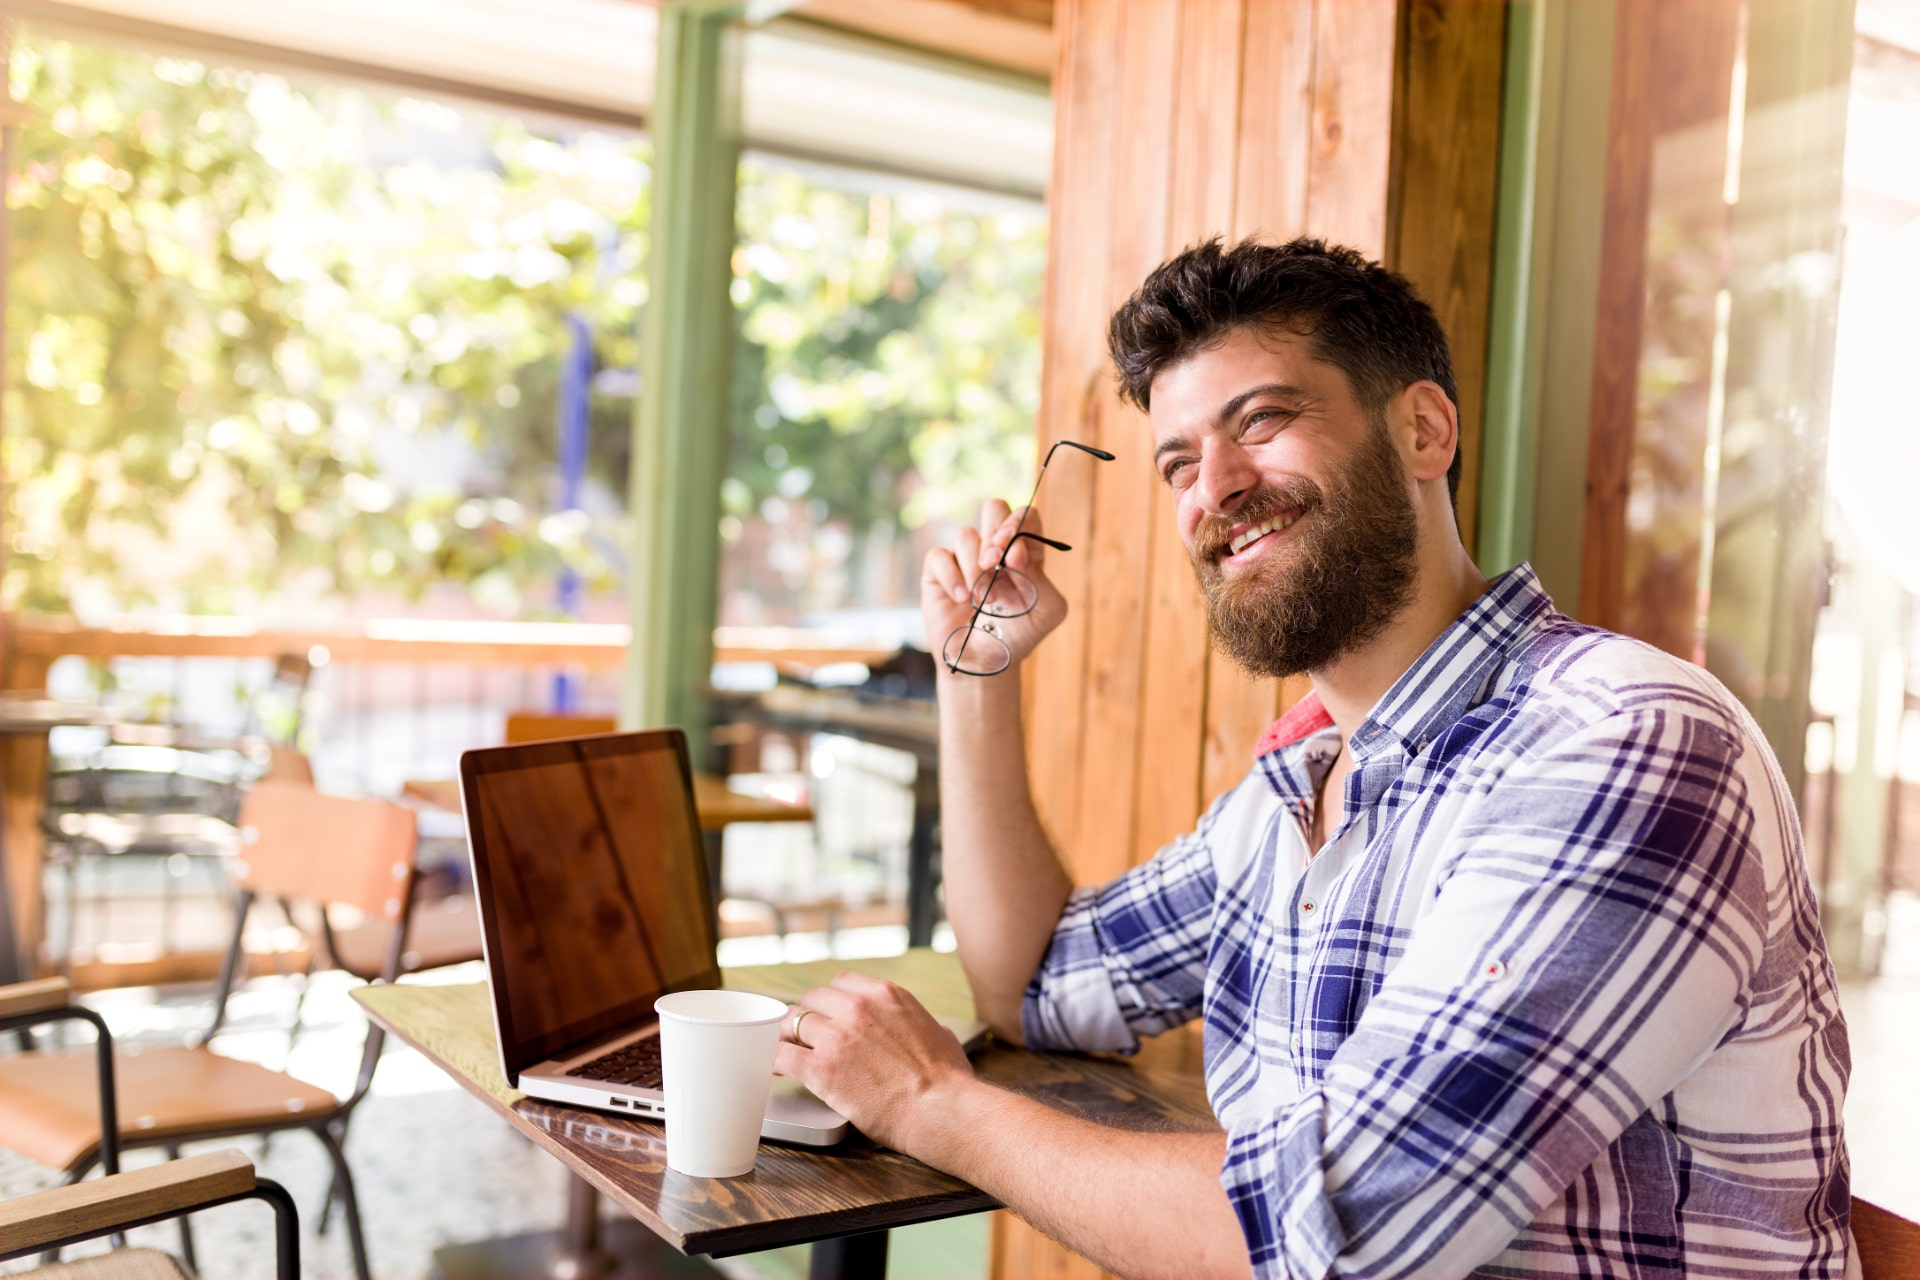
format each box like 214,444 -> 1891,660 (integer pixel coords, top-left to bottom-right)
1482,959 -> 1508,980
1291,1035 -> 1303,1054
1300,900 -> 1314,914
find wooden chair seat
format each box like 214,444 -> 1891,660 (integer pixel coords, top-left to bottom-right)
0,1047 -> 341,1172
24,1248 -> 190,1280
1856,1197 -> 1920,1278
327,893 -> 481,979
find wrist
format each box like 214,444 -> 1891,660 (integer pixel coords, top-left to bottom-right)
935,663 -> 1024,714
901,1073 -> 996,1170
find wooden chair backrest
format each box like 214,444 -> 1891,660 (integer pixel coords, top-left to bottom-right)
262,745 -> 313,785
503,711 -> 617,745
1856,1198 -> 1920,1279
232,780 -> 418,925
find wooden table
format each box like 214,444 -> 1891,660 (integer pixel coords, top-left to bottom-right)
353,950 -> 1217,1278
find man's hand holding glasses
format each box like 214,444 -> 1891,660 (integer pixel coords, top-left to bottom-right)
920,440 -> 1114,678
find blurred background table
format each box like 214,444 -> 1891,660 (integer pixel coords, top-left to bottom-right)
400,769 -> 813,941
0,696 -> 115,986
400,773 -> 811,833
709,687 -> 940,945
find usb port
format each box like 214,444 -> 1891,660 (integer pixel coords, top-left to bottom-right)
608,1097 -> 629,1108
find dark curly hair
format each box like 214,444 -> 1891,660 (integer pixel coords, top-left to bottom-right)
1107,236 -> 1460,506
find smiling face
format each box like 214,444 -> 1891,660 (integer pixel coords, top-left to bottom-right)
1148,325 -> 1420,678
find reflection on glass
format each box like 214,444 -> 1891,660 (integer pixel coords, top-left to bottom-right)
470,739 -> 713,1060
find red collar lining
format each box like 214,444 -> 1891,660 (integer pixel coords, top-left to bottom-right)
1254,692 -> 1334,758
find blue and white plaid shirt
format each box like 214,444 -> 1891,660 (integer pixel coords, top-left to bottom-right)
1024,565 -> 1853,1278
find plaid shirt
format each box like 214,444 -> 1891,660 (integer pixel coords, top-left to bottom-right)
1024,565 -> 1853,1278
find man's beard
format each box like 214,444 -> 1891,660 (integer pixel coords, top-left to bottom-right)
1190,421 -> 1419,679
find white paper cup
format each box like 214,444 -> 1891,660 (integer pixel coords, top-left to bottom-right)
652,989 -> 788,1177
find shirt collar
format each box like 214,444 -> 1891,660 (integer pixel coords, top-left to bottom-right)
1254,563 -> 1556,803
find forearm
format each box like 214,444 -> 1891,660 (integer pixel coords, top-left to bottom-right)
912,1079 -> 1248,1280
936,667 -> 1071,1042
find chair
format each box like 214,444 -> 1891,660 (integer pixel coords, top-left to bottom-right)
0,780 -> 420,1280
1854,1197 -> 1920,1280
41,656 -> 315,973
0,978 -> 298,1279
0,1149 -> 298,1280
503,710 -> 616,743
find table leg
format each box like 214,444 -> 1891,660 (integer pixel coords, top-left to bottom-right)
550,1176 -> 615,1280
700,830 -> 724,939
905,767 -> 939,949
0,788 -> 18,986
0,729 -> 51,983
808,1230 -> 888,1280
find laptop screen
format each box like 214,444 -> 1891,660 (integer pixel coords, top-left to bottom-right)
461,729 -> 720,1078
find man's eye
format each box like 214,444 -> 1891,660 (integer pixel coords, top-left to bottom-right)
1162,459 -> 1193,485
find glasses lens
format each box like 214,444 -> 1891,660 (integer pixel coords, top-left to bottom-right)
969,567 -> 1037,619
942,624 -> 1011,676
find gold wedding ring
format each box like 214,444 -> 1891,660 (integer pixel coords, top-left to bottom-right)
789,1008 -> 815,1049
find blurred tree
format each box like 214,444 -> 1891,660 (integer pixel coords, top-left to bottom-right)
5,40 -> 368,613
727,169 -> 1044,612
4,33 -> 1043,622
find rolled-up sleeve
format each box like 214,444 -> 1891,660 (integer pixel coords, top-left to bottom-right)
1225,709 -> 1770,1278
1022,798 -> 1228,1053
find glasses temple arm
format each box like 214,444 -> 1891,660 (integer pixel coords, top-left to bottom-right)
1041,439 -> 1117,468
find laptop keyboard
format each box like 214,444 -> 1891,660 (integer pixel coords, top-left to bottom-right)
566,1036 -> 663,1089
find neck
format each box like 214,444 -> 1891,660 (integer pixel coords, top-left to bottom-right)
1309,540 -> 1488,750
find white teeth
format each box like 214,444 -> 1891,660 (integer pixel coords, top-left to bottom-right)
1229,514 -> 1298,555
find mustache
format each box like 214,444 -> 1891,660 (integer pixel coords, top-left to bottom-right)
1190,479 -> 1324,565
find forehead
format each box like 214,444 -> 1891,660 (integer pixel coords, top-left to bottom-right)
1145,327 -> 1345,443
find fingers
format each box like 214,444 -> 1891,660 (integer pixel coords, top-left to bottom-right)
977,499 -> 1020,573
828,971 -> 899,1000
954,526 -> 984,584
977,498 -> 1012,538
779,976 -> 911,1050
982,506 -> 1046,574
928,502 -> 1052,606
799,983 -> 865,1022
921,547 -> 969,606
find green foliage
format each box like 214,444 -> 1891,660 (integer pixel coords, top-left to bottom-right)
5,33 -> 1043,622
5,41 -> 359,612
730,167 -> 1044,539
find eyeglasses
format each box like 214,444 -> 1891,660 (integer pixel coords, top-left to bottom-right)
941,439 -> 1115,676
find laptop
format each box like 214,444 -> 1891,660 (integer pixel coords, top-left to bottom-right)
459,727 -> 984,1146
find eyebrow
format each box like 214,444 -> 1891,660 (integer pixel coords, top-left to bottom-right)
1152,382 -> 1314,464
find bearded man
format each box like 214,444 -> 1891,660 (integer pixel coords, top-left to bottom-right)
773,238 -> 1855,1278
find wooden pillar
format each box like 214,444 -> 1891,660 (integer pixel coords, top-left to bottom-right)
1000,1 -> 1505,1274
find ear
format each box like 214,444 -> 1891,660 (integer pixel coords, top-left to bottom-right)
1390,380 -> 1458,486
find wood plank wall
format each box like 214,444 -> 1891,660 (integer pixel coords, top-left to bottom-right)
997,2 -> 1504,1274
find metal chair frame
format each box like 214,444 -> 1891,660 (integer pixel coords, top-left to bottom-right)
1,1177 -> 301,1280
1,783 -> 418,1280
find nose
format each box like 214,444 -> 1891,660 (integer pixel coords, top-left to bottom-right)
1193,438 -> 1258,516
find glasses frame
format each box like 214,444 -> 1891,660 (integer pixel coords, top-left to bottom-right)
943,438 -> 1115,677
